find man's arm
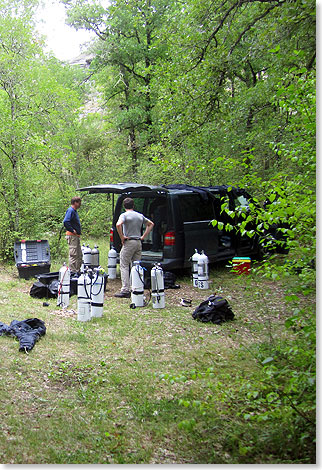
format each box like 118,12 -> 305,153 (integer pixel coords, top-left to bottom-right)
140,220 -> 154,241
116,217 -> 127,245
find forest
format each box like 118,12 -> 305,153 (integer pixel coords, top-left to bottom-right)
0,0 -> 316,463
0,0 -> 315,260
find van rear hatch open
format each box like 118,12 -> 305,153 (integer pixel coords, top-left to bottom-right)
78,183 -> 178,268
78,183 -> 167,196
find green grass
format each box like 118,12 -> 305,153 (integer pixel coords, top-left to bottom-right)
0,252 -> 316,464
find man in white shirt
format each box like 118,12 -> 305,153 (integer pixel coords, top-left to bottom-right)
115,197 -> 154,298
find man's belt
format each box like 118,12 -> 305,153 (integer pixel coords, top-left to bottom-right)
66,231 -> 80,237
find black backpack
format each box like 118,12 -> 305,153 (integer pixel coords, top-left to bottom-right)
192,295 -> 235,324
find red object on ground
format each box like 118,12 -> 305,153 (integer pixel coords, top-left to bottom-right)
232,257 -> 251,274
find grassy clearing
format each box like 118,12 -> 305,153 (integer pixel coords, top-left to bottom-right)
0,250 -> 316,464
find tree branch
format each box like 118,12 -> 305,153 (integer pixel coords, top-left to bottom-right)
228,1 -> 286,57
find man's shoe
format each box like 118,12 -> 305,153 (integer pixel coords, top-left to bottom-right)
114,291 -> 131,298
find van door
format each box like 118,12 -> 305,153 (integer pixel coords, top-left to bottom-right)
177,193 -> 218,266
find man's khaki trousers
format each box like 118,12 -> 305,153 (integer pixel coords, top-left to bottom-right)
66,235 -> 82,273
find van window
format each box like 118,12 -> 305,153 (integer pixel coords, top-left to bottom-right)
120,197 -> 146,214
133,197 -> 146,213
234,195 -> 249,208
178,195 -> 214,222
121,197 -> 167,223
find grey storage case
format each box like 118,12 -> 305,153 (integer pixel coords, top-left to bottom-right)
14,240 -> 51,279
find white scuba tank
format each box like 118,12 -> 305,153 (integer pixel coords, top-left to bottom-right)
91,245 -> 99,268
151,263 -> 165,309
130,261 -> 145,307
108,247 -> 117,279
77,270 -> 92,321
80,243 -> 86,273
83,245 -> 92,270
191,249 -> 200,288
91,267 -> 105,318
57,263 -> 70,308
198,250 -> 209,289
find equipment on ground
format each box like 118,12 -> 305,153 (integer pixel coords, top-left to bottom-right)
151,263 -> 165,309
91,267 -> 105,318
192,295 -> 235,324
232,257 -> 251,275
77,269 -> 92,321
57,263 -> 70,308
82,245 -> 92,271
198,250 -> 209,289
14,239 -> 51,279
130,261 -> 145,307
108,247 -> 117,279
0,318 -> 46,353
91,245 -> 100,268
81,243 -> 86,272
191,249 -> 201,288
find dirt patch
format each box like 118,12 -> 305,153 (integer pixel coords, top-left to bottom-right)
48,360 -> 94,388
49,309 -> 77,318
106,277 -> 215,309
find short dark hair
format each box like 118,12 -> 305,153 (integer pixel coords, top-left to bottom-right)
123,197 -> 134,209
71,196 -> 81,205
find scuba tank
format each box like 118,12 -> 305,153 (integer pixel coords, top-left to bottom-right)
91,245 -> 100,268
151,263 -> 165,309
108,247 -> 117,279
130,261 -> 145,307
83,245 -> 92,270
91,267 -> 105,318
198,250 -> 209,289
57,263 -> 70,308
80,243 -> 86,273
91,245 -> 99,268
191,249 -> 200,288
77,269 -> 92,321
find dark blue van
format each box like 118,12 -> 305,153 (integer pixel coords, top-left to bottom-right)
78,183 -> 277,270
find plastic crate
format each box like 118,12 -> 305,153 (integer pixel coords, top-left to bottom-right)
14,240 -> 51,279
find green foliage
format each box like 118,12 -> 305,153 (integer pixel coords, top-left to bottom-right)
0,0 -> 315,462
159,294 -> 315,462
0,0 -> 91,257
64,0 -> 176,174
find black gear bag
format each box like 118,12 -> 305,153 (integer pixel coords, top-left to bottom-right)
192,295 -> 235,324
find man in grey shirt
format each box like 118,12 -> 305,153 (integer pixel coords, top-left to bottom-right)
115,197 -> 154,298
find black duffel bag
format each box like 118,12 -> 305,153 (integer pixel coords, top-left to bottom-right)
30,281 -> 53,299
192,294 -> 235,324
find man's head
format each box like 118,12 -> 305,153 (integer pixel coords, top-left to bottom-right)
123,197 -> 134,210
71,196 -> 81,210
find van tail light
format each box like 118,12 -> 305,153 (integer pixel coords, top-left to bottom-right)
110,228 -> 114,244
164,231 -> 176,246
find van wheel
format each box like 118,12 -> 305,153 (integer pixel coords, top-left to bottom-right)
256,236 -> 276,260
